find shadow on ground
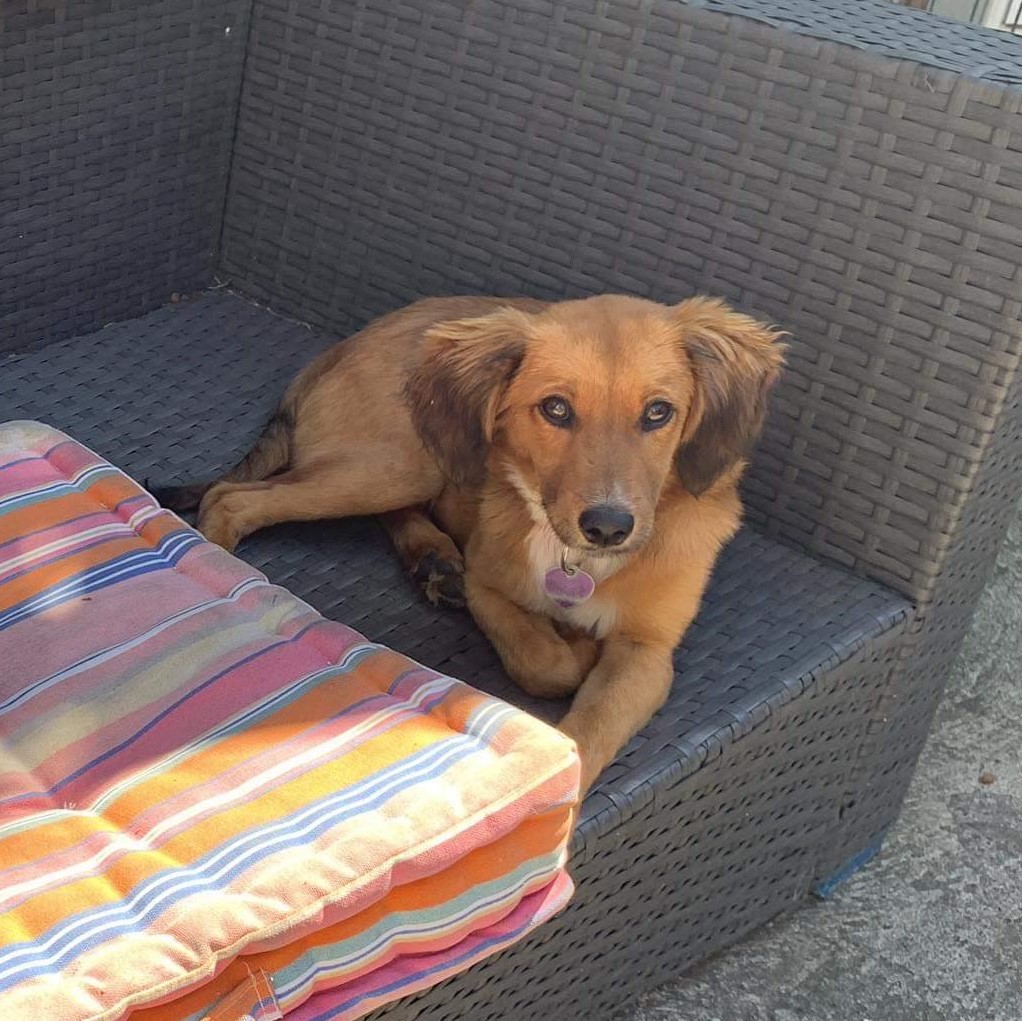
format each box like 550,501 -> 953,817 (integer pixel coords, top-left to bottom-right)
625,499 -> 1022,1021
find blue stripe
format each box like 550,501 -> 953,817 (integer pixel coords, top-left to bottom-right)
0,441 -> 71,477
88,646 -> 443,814
0,453 -> 48,475
0,577 -> 262,718
0,615 -> 327,809
0,529 -> 203,635
274,856 -> 559,1002
0,493 -> 151,558
0,462 -> 118,512
0,523 -> 160,590
0,737 -> 485,989
305,899 -> 545,1021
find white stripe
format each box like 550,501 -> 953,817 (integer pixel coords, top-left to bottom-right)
0,736 -> 478,982
0,462 -> 115,510
0,521 -> 147,581
88,640 -> 382,811
275,858 -> 558,1004
0,531 -> 200,631
142,676 -> 457,845
125,505 -> 164,530
466,702 -> 519,748
0,576 -> 266,719
0,672 -> 457,912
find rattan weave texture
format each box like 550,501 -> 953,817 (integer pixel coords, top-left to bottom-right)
4,0 -> 1022,1015
366,637 -> 905,1021
216,0 -> 1022,891
220,0 -> 1022,612
0,292 -> 911,844
694,0 -> 1022,85
0,0 -> 250,352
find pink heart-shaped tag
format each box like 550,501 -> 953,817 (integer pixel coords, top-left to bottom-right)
544,566 -> 596,608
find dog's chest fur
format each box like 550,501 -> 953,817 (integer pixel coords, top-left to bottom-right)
519,522 -> 622,638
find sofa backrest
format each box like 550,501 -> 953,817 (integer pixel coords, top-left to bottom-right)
0,0 -> 249,353
4,0 -> 1022,617
218,0 -> 1022,610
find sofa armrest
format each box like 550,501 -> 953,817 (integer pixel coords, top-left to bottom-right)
679,2 -> 1022,610
695,0 -> 1022,86
707,0 -> 1022,610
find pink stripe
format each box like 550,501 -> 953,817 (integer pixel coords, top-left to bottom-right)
287,873 -> 574,1021
0,524 -> 155,585
0,459 -> 63,496
0,543 -> 266,705
294,875 -> 555,997
127,768 -> 576,988
40,441 -> 111,481
0,442 -> 105,493
123,690 -> 411,833
0,426 -> 578,1020
0,581 -> 314,735
0,505 -> 136,559
0,687 -> 400,907
224,766 -> 578,958
4,767 -> 573,1019
14,623 -> 354,805
0,574 -> 202,708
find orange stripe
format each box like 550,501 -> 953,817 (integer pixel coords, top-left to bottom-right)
0,473 -> 140,543
0,651 -> 420,865
2,705 -> 471,936
0,516 -> 184,614
102,660 -> 490,832
130,807 -> 570,1021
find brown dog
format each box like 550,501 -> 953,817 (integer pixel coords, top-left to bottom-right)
156,294 -> 784,794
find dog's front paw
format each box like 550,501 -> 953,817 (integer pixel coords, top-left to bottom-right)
196,485 -> 244,553
413,551 -> 466,610
512,642 -> 587,700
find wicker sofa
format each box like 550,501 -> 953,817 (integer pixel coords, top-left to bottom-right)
3,0 -> 1022,1017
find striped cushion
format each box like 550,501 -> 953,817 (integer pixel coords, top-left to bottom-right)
0,422 -> 578,1021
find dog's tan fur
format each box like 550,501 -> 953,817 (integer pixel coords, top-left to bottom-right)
163,294 -> 784,794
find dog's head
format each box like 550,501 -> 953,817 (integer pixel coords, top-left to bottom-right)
406,294 -> 785,556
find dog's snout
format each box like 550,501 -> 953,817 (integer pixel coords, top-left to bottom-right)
579,505 -> 635,547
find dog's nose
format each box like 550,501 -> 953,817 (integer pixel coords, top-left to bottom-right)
579,505 -> 635,547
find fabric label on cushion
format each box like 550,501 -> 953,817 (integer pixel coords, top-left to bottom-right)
199,968 -> 281,1021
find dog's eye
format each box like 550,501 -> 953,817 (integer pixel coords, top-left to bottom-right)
642,400 -> 674,431
539,395 -> 573,427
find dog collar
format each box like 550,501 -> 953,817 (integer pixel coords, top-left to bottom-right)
544,549 -> 595,608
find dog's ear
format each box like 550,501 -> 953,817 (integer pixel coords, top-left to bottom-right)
405,307 -> 532,485
673,297 -> 786,496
